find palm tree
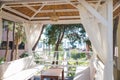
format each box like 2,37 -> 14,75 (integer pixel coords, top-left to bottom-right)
14,23 -> 26,60
10,23 -> 15,61
4,20 -> 13,61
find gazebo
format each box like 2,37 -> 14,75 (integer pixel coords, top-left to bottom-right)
0,0 -> 118,80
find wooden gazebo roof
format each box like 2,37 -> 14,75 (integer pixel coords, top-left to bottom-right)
0,0 -> 120,23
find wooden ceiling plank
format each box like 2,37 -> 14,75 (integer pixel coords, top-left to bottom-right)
79,0 -> 108,27
95,0 -> 102,10
41,4 -> 76,10
113,0 -> 120,12
0,2 -> 5,10
3,6 -> 30,19
113,6 -> 120,18
11,7 -> 35,17
31,6 -> 41,10
30,4 -> 45,20
23,4 -> 37,12
40,9 -> 78,13
31,19 -> 81,24
33,16 -> 80,19
35,11 -> 79,17
3,1 -> 102,8
66,0 -> 80,11
1,0 -> 66,4
5,4 -> 42,7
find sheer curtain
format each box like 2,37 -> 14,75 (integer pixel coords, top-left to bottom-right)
77,4 -> 113,80
0,11 -> 2,43
23,22 -> 43,55
78,4 -> 104,61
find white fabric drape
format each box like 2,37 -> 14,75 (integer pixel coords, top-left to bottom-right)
23,22 -> 43,54
0,11 -> 2,43
78,5 -> 105,62
77,4 -> 113,80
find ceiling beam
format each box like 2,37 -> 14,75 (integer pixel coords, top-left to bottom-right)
23,4 -> 37,12
39,9 -> 78,13
0,2 -> 5,10
33,16 -> 80,19
4,1 -> 101,7
1,0 -> 66,4
30,4 -> 45,20
4,6 -> 30,19
2,11 -> 28,22
113,0 -> 120,12
95,0 -> 102,10
32,19 -> 81,24
79,0 -> 108,27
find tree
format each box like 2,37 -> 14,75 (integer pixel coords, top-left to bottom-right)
14,23 -> 26,60
66,25 -> 92,59
44,24 -> 65,64
10,22 -> 15,61
32,26 -> 44,51
4,20 -> 13,61
44,24 -> 91,64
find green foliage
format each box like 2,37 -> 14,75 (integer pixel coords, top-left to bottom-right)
80,53 -> 86,58
33,52 -> 45,64
19,51 -> 29,58
3,20 -> 13,31
44,24 -> 63,45
71,48 -> 88,57
71,52 -> 86,60
52,44 -> 63,51
15,23 -> 26,44
0,57 -> 5,65
43,24 -> 88,48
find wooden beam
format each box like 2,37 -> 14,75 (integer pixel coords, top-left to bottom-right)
23,4 -> 37,12
1,11 -> 28,22
79,0 -> 108,27
113,0 -> 120,12
1,0 -> 66,4
31,19 -> 81,24
104,0 -> 113,80
95,0 -> 102,10
39,9 -> 78,13
4,6 -> 30,19
0,2 -> 4,10
33,16 -> 80,19
30,4 -> 45,20
4,1 -> 102,7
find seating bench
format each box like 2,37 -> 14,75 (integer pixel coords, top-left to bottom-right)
0,56 -> 44,80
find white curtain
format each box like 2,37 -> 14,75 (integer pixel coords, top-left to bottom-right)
77,4 -> 113,80
23,22 -> 43,55
0,11 -> 2,43
77,4 -> 105,62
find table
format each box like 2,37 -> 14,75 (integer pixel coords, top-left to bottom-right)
41,68 -> 64,80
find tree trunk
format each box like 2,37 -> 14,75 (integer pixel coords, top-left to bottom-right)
5,28 -> 9,61
52,26 -> 65,65
86,43 -> 91,59
32,26 -> 44,51
15,42 -> 19,60
10,23 -> 15,61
